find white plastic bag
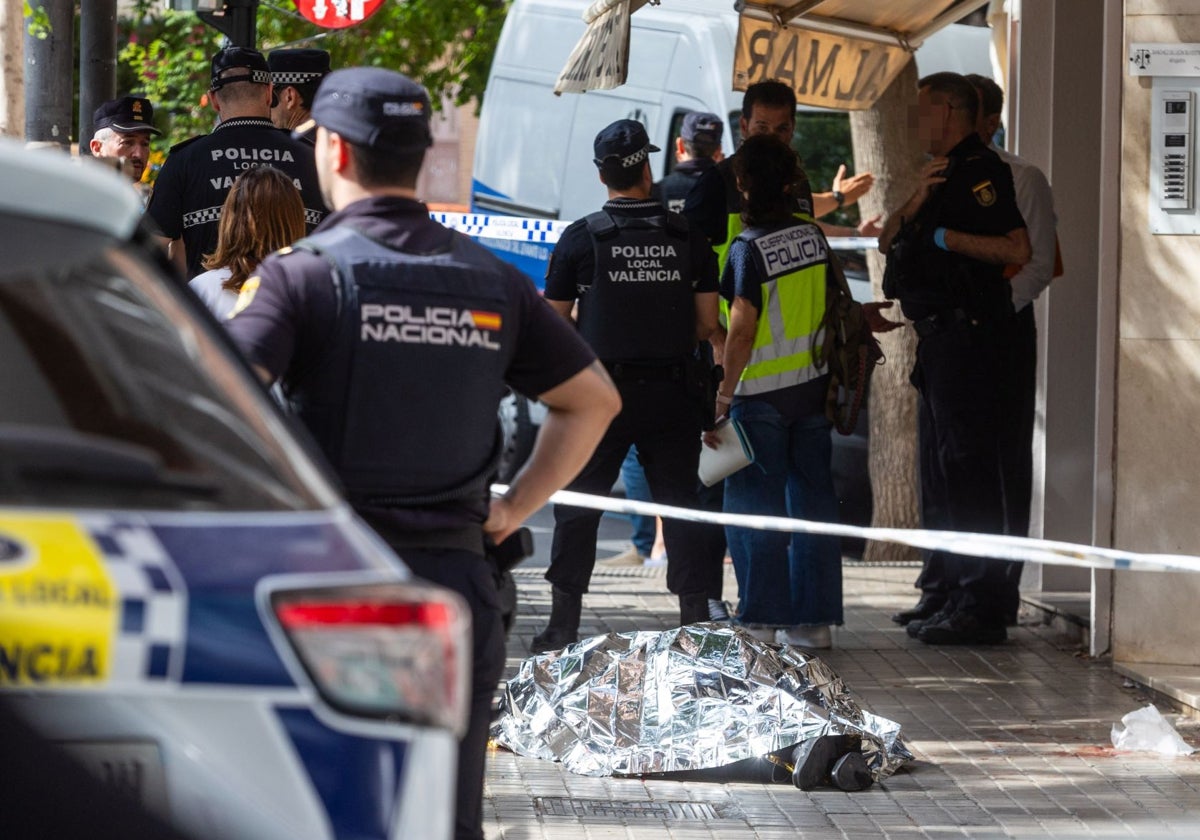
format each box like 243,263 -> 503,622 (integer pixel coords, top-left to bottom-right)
1110,705 -> 1197,756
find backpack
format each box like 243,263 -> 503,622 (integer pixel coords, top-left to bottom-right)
820,254 -> 884,436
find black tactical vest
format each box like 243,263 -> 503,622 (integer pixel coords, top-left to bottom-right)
580,210 -> 695,363
285,226 -> 510,505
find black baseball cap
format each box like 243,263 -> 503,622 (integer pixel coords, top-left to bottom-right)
681,111 -> 723,145
293,67 -> 433,154
211,46 -> 271,90
268,48 -> 331,86
92,96 -> 161,135
593,119 -> 659,169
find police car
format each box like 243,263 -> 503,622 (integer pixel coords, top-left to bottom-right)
0,139 -> 468,840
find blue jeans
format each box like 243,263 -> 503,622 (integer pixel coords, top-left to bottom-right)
723,400 -> 843,627
621,446 -> 656,557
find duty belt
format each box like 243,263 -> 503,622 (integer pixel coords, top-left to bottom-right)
604,360 -> 684,382
912,308 -> 974,339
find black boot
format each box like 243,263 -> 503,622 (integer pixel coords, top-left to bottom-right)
530,586 -> 581,653
678,593 -> 710,626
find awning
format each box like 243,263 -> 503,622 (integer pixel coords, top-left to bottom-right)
555,0 -> 991,110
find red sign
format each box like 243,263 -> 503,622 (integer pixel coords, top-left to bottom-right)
294,0 -> 385,29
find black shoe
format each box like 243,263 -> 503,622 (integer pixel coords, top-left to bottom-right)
917,610 -> 1007,646
906,603 -> 955,639
830,751 -> 873,791
530,586 -> 582,653
790,735 -> 851,790
529,625 -> 578,653
891,594 -> 947,626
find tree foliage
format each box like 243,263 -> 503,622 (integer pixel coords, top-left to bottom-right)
118,0 -> 510,146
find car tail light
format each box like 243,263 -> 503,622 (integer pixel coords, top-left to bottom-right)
271,583 -> 470,736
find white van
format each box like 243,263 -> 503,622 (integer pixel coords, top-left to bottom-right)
471,0 -> 993,283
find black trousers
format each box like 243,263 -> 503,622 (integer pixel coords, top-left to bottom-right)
385,546 -> 505,840
911,319 -> 1015,624
548,377 -> 721,600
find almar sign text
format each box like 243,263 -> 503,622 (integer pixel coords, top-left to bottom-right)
734,18 -> 910,111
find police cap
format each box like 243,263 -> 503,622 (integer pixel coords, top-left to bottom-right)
593,119 -> 659,170
681,111 -> 723,145
268,48 -> 331,87
293,67 -> 433,154
211,46 -> 271,91
93,96 -> 161,136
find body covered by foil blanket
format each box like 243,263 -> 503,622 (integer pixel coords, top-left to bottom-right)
493,624 -> 912,778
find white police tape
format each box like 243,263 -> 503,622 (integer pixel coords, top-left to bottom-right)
492,484 -> 1200,576
430,212 -> 571,243
431,211 -> 878,251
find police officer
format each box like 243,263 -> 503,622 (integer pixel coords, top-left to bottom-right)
223,67 -> 619,840
146,47 -> 326,279
684,80 -> 877,269
653,111 -> 724,213
532,118 -> 721,653
89,96 -> 160,183
267,48 -> 331,132
878,71 -> 1031,646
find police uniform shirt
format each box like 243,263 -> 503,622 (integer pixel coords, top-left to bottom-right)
721,221 -> 830,420
225,195 -> 596,529
905,133 -> 1025,321
544,197 -> 718,361
653,157 -> 717,214
146,117 -> 327,279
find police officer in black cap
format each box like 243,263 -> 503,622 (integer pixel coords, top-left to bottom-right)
653,110 -> 724,213
146,46 -> 326,279
224,67 -> 619,840
267,48 -> 331,132
89,96 -> 161,183
533,118 -> 721,652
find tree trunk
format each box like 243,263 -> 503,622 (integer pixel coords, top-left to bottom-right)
849,58 -> 922,564
1,0 -> 24,138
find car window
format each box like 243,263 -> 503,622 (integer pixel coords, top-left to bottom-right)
0,235 -> 335,512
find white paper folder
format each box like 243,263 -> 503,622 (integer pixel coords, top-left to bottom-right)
698,418 -> 754,487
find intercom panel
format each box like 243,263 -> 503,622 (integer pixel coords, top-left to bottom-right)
1150,78 -> 1200,234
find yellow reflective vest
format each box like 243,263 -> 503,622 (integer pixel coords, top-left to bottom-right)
729,216 -> 830,397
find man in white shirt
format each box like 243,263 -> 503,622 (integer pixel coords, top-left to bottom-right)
969,73 -> 1060,624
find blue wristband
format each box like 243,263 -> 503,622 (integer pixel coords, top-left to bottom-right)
933,227 -> 949,251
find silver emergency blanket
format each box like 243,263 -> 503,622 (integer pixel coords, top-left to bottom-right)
493,624 -> 912,778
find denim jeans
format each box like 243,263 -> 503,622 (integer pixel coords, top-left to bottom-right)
723,400 -> 843,627
620,446 -> 656,557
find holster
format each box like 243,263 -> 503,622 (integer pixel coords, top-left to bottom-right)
684,353 -> 723,431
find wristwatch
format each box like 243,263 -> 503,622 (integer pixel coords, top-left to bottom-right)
833,189 -> 845,209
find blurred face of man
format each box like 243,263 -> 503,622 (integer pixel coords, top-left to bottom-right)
915,87 -> 950,156
92,130 -> 152,181
740,103 -> 794,146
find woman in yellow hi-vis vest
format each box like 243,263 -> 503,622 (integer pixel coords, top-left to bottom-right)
712,135 -> 843,650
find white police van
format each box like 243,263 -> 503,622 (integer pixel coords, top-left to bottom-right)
0,139 -> 467,840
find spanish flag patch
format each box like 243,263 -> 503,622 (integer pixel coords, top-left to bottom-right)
469,310 -> 502,331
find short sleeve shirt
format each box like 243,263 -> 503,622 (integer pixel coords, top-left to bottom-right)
544,197 -> 718,362
904,133 -> 1026,320
720,223 -> 829,419
228,196 -> 594,399
544,198 -> 718,302
145,117 -> 327,279
224,196 -> 597,531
